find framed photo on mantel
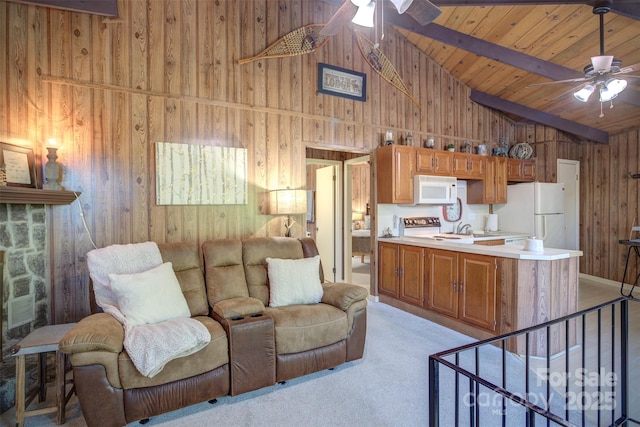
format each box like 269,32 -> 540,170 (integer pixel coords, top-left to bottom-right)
317,63 -> 367,102
0,142 -> 37,188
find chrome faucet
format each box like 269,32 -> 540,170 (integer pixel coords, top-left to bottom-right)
456,223 -> 472,235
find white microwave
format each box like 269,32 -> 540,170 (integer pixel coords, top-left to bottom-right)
413,175 -> 457,205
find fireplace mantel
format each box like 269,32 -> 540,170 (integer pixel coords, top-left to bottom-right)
0,187 -> 79,205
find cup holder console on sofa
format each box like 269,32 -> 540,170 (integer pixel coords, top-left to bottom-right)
221,312 -> 275,396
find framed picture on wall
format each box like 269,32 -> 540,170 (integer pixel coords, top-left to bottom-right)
0,142 -> 37,188
317,63 -> 366,102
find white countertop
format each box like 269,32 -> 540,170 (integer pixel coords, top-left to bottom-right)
378,235 -> 583,260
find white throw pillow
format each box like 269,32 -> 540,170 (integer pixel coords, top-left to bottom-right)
266,256 -> 324,307
109,262 -> 191,326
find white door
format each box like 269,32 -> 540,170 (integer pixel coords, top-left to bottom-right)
316,166 -> 336,282
557,159 -> 580,250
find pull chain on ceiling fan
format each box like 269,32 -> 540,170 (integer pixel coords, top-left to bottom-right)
527,0 -> 640,118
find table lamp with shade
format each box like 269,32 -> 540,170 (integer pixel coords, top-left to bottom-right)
352,211 -> 364,229
268,189 -> 307,237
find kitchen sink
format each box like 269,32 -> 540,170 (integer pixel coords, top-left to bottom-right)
432,234 -> 475,244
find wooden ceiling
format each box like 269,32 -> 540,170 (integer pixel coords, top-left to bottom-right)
327,0 -> 640,143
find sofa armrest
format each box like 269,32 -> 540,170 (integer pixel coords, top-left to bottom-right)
59,313 -> 124,354
321,282 -> 368,311
212,297 -> 266,320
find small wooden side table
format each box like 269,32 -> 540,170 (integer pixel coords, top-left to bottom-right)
11,323 -> 76,427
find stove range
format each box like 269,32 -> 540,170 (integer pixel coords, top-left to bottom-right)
400,216 -> 441,238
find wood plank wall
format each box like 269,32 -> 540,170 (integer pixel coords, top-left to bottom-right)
515,124 -> 640,286
1,0 -> 591,323
351,163 -> 370,215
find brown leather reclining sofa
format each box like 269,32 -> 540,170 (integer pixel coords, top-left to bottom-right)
60,237 -> 368,427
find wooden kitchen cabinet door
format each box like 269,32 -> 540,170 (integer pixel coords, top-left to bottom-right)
416,148 -> 454,176
399,245 -> 425,307
507,158 -> 536,182
458,253 -> 498,332
467,157 -> 507,204
427,249 -> 458,318
453,153 -> 485,179
378,242 -> 400,298
376,145 -> 415,204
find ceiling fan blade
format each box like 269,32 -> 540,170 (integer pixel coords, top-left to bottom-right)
552,81 -> 595,101
617,62 -> 640,74
320,0 -> 357,36
405,0 -> 441,26
526,77 -> 589,88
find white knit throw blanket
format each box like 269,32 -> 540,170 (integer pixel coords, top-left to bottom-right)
87,242 -> 210,377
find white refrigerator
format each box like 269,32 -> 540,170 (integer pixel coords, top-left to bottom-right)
495,182 -> 566,249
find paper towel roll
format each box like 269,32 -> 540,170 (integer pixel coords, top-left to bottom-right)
486,214 -> 498,232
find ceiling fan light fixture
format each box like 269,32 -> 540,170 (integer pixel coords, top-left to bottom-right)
591,55 -> 614,73
605,78 -> 627,95
350,0 -> 371,7
573,85 -> 595,102
352,1 -> 375,27
390,0 -> 413,14
598,87 -> 618,102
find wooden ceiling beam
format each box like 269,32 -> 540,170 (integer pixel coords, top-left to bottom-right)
429,0 -> 640,20
387,13 -> 584,82
322,0 -> 640,20
470,90 -> 609,143
9,0 -> 118,16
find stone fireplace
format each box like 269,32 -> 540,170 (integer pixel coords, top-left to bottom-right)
0,203 -> 49,413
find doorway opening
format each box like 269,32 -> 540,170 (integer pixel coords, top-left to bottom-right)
305,148 -> 372,292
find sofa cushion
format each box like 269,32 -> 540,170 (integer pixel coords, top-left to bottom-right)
266,303 -> 348,354
243,237 -> 304,306
118,316 -> 228,389
109,262 -> 191,326
158,242 -> 209,316
266,256 -> 323,307
202,239 -> 249,306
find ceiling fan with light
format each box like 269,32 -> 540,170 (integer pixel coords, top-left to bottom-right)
320,0 -> 441,36
527,0 -> 640,117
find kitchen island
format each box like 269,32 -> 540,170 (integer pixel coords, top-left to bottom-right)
377,237 -> 582,355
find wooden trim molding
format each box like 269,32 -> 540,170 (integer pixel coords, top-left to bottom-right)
0,187 -> 79,205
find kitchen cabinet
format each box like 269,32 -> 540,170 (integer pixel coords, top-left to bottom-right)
507,158 -> 536,182
378,242 -> 425,306
378,242 -> 400,298
376,145 -> 415,204
415,148 -> 454,176
377,238 -> 580,354
427,249 -> 498,332
427,248 -> 458,317
467,157 -> 507,204
458,252 -> 498,332
453,153 -> 485,179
